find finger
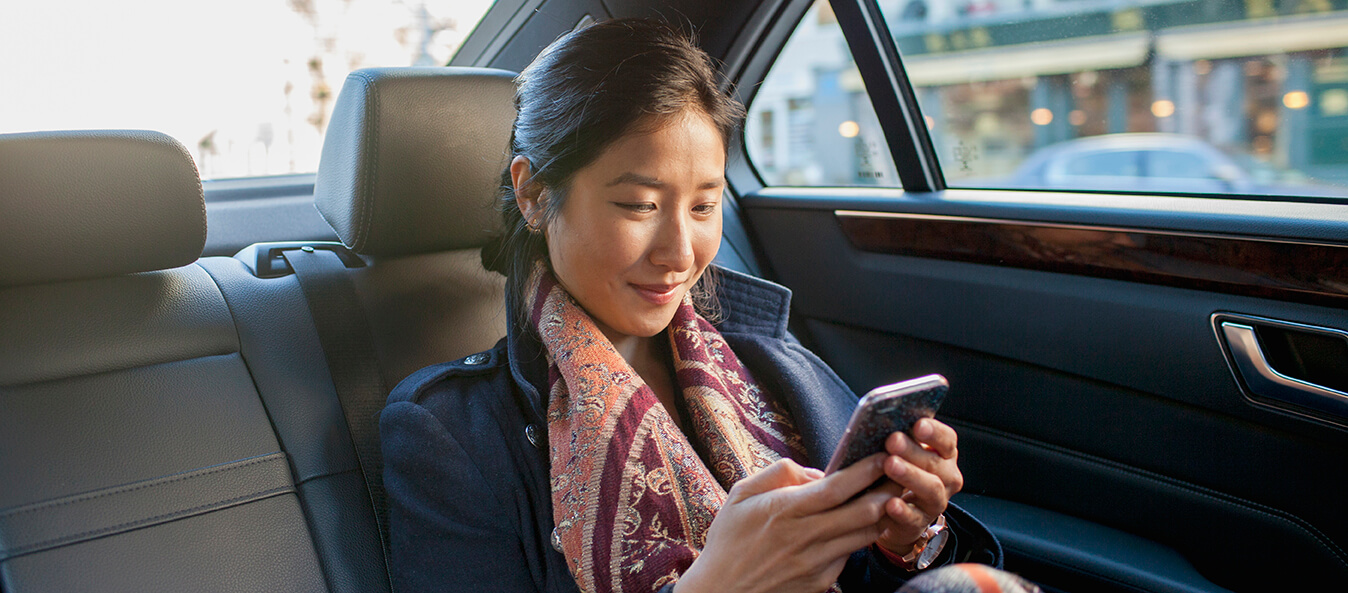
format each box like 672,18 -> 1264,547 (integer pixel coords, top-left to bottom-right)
883,456 -> 949,520
811,488 -> 894,541
886,431 -> 949,475
912,419 -> 958,460
816,515 -> 889,565
794,454 -> 886,514
727,458 -> 814,501
883,495 -> 930,531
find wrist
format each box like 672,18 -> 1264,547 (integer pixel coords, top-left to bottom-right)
874,539 -> 915,559
873,514 -> 950,572
673,558 -> 709,593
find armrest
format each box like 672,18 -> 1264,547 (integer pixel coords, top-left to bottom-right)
951,494 -> 1232,593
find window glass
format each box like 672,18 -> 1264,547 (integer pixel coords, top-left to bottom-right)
1146,150 -> 1212,179
879,0 -> 1348,199
746,1 -> 901,187
0,0 -> 496,180
1064,151 -> 1141,177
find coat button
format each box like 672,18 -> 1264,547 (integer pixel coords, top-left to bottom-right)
525,424 -> 542,449
463,352 -> 489,365
551,527 -> 564,553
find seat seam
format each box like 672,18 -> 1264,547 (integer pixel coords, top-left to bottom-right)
0,453 -> 286,519
0,350 -> 243,390
2,486 -> 294,561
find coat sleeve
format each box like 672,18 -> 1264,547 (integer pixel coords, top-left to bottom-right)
382,400 -> 539,593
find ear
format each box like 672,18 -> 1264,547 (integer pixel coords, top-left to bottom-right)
511,156 -> 544,228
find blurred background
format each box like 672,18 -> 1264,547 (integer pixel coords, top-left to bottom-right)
746,0 -> 1348,198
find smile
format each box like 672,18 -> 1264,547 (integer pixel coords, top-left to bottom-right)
630,283 -> 682,305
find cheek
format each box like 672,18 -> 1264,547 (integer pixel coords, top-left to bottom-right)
693,219 -> 722,265
546,217 -> 640,283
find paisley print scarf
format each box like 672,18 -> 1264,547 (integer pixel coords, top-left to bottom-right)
530,266 -> 808,593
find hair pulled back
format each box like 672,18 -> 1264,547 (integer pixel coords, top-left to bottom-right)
481,18 -> 745,324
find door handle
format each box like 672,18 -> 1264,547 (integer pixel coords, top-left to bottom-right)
1219,321 -> 1348,420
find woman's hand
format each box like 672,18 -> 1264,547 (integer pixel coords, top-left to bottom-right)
874,418 -> 963,557
675,455 -> 894,593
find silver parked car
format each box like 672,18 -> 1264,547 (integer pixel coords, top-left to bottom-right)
1007,133 -> 1328,197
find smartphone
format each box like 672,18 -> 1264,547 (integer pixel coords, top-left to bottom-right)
823,374 -> 948,475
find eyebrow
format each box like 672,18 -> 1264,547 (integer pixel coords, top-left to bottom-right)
606,172 -> 726,191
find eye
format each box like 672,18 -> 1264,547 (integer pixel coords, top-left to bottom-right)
615,202 -> 656,213
693,203 -> 718,215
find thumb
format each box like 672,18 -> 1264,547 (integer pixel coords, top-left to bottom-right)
729,458 -> 817,501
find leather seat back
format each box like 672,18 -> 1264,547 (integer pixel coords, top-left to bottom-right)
0,131 -> 328,592
312,66 -> 517,389
200,66 -> 519,592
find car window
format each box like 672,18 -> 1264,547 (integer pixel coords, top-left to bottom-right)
1063,150 -> 1141,177
1145,150 -> 1212,179
0,0 -> 496,181
872,0 -> 1348,200
745,1 -> 901,187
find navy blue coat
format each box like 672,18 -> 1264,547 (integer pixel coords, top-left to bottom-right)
381,267 -> 1000,593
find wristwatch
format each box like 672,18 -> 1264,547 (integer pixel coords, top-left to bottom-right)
880,514 -> 950,571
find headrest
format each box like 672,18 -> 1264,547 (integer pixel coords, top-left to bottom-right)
0,130 -> 205,287
314,67 -> 518,257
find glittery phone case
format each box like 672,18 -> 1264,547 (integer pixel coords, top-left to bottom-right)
824,374 -> 948,475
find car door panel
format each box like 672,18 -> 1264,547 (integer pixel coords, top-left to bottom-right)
740,189 -> 1348,591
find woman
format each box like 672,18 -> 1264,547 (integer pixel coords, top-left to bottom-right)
381,18 -> 999,593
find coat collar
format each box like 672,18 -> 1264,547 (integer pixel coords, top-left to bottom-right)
504,265 -> 794,424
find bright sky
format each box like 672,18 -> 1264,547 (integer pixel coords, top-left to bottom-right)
0,0 -> 495,178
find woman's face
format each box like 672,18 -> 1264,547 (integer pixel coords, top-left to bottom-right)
515,109 -> 725,344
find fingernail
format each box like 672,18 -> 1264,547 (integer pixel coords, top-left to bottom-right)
888,457 -> 906,477
915,420 -> 933,439
890,433 -> 906,452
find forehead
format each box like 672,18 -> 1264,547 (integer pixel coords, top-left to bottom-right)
583,110 -> 727,176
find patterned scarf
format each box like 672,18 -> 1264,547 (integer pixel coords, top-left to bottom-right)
530,266 -> 808,593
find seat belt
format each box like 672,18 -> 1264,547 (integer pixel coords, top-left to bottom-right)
282,246 -> 394,583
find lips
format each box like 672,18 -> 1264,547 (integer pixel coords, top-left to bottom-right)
630,282 -> 682,305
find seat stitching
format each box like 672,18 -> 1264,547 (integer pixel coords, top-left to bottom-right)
351,71 -> 378,253
2,486 -> 294,559
0,350 -> 243,390
0,453 -> 287,518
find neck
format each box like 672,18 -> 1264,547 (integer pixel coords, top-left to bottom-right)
601,326 -> 683,430
592,317 -> 659,369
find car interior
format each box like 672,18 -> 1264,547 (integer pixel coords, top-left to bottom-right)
2,0 -> 1346,592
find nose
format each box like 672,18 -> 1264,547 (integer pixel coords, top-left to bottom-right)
649,211 -> 696,272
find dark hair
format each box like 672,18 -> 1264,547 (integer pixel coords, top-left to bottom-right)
481,18 -> 745,326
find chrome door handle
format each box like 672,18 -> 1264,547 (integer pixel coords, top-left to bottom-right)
1220,321 -> 1348,420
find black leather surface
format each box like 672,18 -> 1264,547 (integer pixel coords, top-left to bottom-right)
350,249 -> 506,389
313,67 -> 518,256
0,264 -> 237,387
199,255 -> 395,593
805,319 -> 1348,589
0,495 -> 327,593
0,353 -> 281,509
951,495 -> 1230,593
197,256 -> 362,483
298,471 -> 393,593
0,130 -> 206,287
0,453 -> 293,562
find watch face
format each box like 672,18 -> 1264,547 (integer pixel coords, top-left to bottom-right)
916,529 -> 951,569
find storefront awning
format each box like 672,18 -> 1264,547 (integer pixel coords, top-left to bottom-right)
901,32 -> 1149,87
1156,12 -> 1348,61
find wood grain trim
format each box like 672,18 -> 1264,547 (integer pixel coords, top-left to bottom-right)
836,210 -> 1348,307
